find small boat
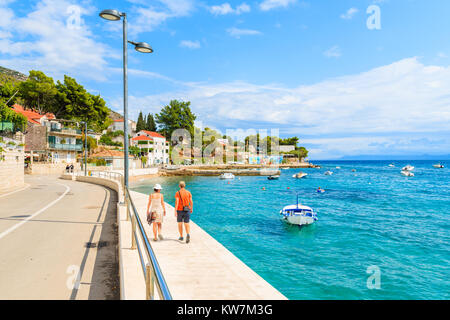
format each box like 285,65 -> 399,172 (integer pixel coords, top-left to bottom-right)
292,172 -> 308,179
402,165 -> 414,171
220,172 -> 235,179
280,194 -> 318,226
388,163 -> 395,167
433,163 -> 444,168
268,175 -> 280,180
336,166 -> 341,169
324,171 -> 333,175
401,170 -> 414,177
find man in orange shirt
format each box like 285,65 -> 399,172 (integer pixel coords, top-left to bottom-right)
175,181 -> 193,243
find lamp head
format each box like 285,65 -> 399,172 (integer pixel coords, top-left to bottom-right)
99,9 -> 122,21
134,42 -> 153,53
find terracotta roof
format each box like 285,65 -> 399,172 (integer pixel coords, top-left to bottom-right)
12,104 -> 55,124
132,135 -> 153,141
139,130 -> 165,139
90,150 -> 133,158
113,119 -> 124,122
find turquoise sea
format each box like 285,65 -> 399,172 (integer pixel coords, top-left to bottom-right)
131,160 -> 450,299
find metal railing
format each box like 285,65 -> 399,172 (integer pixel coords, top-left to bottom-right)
49,143 -> 83,151
74,170 -> 172,300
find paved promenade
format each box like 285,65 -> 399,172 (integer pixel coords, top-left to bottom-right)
0,175 -> 119,299
130,190 -> 286,300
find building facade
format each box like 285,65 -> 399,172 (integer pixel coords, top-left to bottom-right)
131,130 -> 170,165
108,119 -> 136,135
12,104 -> 83,164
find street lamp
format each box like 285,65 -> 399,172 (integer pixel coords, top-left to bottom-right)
99,9 -> 153,189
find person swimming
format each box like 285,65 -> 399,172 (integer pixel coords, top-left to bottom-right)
317,187 -> 325,193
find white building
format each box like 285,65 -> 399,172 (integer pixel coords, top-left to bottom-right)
279,145 -> 296,153
108,119 -> 136,135
131,130 -> 170,165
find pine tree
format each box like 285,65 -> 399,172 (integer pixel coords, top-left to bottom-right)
146,113 -> 157,131
136,111 -> 145,132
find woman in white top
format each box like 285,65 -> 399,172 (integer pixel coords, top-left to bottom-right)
146,184 -> 166,241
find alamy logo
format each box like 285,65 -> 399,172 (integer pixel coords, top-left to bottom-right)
66,265 -> 81,290
367,5 -> 381,30
66,5 -> 82,30
366,265 -> 381,289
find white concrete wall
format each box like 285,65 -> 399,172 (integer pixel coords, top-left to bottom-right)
0,150 -> 24,194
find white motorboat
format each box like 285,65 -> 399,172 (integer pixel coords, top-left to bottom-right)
219,172 -> 235,179
388,163 -> 395,167
267,175 -> 280,180
433,163 -> 444,168
324,170 -> 333,175
336,166 -> 341,169
280,194 -> 318,226
402,165 -> 414,171
401,170 -> 414,177
292,172 -> 308,179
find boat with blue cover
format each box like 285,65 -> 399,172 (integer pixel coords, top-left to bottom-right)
280,193 -> 318,226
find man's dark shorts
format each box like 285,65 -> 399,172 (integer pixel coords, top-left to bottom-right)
177,210 -> 190,223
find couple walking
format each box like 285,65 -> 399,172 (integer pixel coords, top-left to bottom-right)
146,181 -> 194,244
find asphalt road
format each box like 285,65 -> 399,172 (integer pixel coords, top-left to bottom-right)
0,175 -> 119,300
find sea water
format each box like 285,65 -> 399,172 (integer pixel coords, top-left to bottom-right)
131,160 -> 450,299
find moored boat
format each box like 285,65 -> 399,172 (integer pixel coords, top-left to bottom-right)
292,172 -> 307,179
401,170 -> 414,177
268,175 -> 280,180
219,172 -> 235,179
324,170 -> 333,175
433,163 -> 444,168
402,165 -> 414,171
280,193 -> 318,226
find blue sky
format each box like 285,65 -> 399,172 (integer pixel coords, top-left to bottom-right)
1,0 -> 449,159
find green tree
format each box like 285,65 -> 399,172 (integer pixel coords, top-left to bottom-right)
155,100 -> 196,139
0,74 -> 20,107
136,111 -> 145,132
54,75 -> 110,131
280,137 -> 299,146
129,145 -> 140,157
19,70 -> 57,114
146,113 -> 157,131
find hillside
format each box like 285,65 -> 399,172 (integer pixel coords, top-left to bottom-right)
0,66 -> 27,81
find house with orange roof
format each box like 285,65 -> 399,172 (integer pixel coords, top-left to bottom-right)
90,149 -> 133,169
107,118 -> 136,135
11,104 -> 82,164
131,130 -> 170,165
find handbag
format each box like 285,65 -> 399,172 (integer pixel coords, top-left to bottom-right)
147,211 -> 156,224
178,191 -> 191,212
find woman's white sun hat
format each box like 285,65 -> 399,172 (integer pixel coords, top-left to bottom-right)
154,184 -> 162,190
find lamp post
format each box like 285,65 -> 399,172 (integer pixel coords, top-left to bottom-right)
99,9 -> 153,188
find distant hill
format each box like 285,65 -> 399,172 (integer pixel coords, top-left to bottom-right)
0,66 -> 27,81
108,109 -> 123,121
338,154 -> 450,161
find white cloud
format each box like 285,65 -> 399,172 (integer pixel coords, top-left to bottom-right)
123,58 -> 450,158
236,3 -> 251,14
129,0 -> 195,35
226,27 -> 262,38
340,7 -> 359,20
0,0 -> 114,81
259,0 -> 296,11
209,2 -> 250,16
324,45 -> 341,58
179,40 -> 201,49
